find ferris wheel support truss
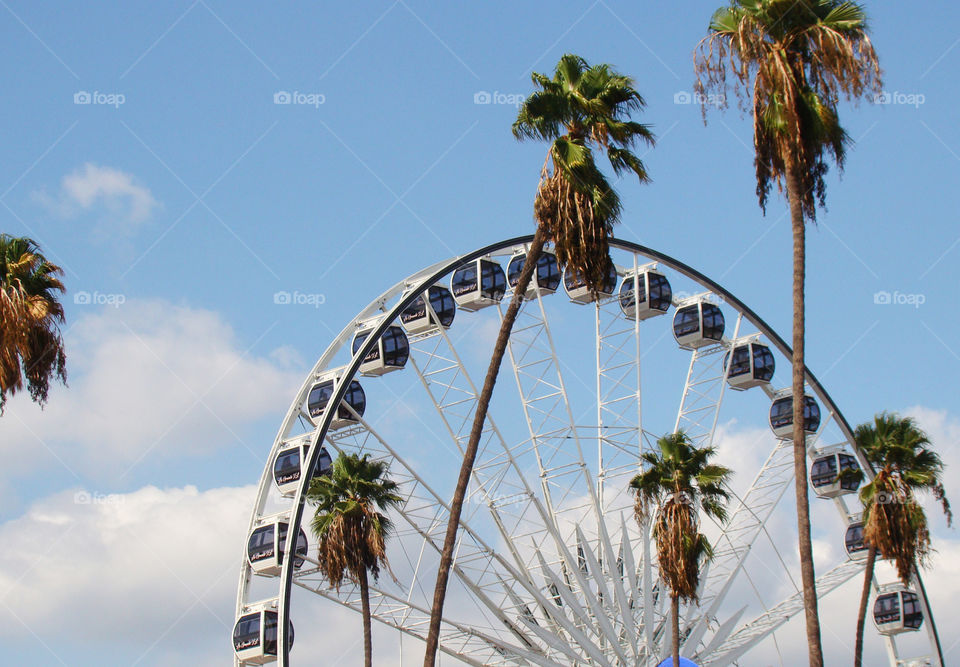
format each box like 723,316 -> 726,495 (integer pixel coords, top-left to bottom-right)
233,236 -> 942,667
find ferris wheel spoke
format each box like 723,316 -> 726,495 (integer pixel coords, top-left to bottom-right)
696,558 -> 863,667
681,433 -> 793,651
672,307 -> 740,450
684,408 -> 844,655
322,415 -> 549,654
595,260 -> 668,661
500,296 -> 592,522
575,523 -> 640,659
532,549 -> 617,665
292,576 -> 550,666
592,278 -> 655,661
404,321 -> 585,615
695,605 -> 746,659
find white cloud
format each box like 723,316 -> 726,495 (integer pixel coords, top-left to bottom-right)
0,485 -> 252,646
0,300 -> 301,486
0,482 -> 444,666
33,163 -> 158,228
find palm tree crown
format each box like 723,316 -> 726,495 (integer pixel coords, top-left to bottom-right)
513,54 -> 654,292
630,432 -> 732,602
0,234 -> 67,411
696,0 -> 882,218
306,452 -> 402,588
855,412 -> 952,583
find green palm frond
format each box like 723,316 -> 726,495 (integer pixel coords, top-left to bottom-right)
820,2 -> 868,31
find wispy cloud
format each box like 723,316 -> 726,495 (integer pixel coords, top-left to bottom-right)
33,163 -> 159,230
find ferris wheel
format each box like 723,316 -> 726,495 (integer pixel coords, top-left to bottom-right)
234,237 -> 943,666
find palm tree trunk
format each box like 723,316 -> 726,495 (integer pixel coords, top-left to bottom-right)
785,160 -> 824,667
854,545 -> 877,667
423,226 -> 548,666
359,567 -> 373,667
672,592 -> 680,667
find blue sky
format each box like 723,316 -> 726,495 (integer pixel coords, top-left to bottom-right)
1,1 -> 958,665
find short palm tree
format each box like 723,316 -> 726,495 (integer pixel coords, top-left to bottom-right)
0,234 -> 67,412
422,54 -> 654,665
696,4 -> 882,663
852,413 -> 951,667
306,452 -> 401,667
630,432 -> 732,667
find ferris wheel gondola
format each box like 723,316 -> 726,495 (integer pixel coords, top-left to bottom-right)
725,341 -> 775,390
874,587 -> 924,636
769,391 -> 821,440
618,267 -> 671,320
273,441 -> 333,497
507,250 -> 561,298
233,606 -> 294,664
352,324 -> 409,376
810,451 -> 862,499
563,263 -> 619,304
401,285 -> 457,333
247,519 -> 308,577
673,300 -> 725,349
450,258 -> 506,311
845,520 -> 868,561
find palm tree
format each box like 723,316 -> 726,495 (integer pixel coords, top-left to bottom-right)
852,413 -> 951,667
422,54 -> 654,666
696,4 -> 881,663
306,452 -> 401,667
0,234 -> 67,412
630,431 -> 732,667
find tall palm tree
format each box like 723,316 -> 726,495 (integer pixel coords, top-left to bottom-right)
630,432 -> 732,667
0,234 -> 67,412
306,452 -> 401,667
696,4 -> 881,663
422,54 -> 654,666
852,413 -> 951,667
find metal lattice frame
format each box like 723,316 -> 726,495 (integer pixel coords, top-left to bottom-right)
234,237 -> 942,667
